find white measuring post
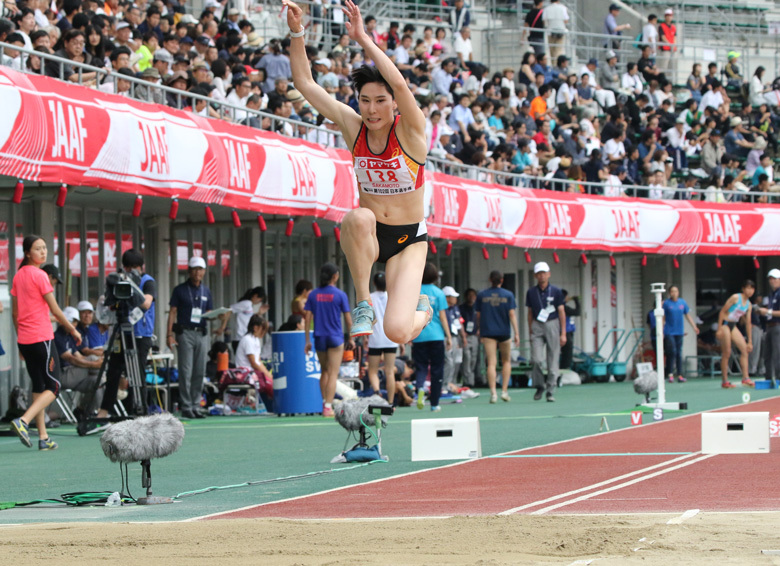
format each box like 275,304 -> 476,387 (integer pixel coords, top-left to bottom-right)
642,283 -> 688,411
652,282 -> 667,406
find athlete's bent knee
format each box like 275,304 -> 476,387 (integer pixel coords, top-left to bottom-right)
384,321 -> 412,346
342,208 -> 376,236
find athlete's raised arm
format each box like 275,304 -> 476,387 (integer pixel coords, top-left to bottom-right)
343,1 -> 426,147
283,0 -> 361,140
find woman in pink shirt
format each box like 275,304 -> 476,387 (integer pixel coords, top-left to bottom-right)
10,235 -> 81,451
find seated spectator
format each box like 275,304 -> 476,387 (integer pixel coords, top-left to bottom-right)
518,52 -> 537,89
582,149 -> 607,192
54,307 -> 103,419
751,151 -> 773,186
165,70 -> 190,108
44,29 -> 98,83
724,116 -> 754,158
225,74 -> 251,121
704,172 -> 727,202
637,44 -> 664,84
134,67 -> 164,104
576,73 -> 599,117
724,51 -> 743,88
688,63 -> 704,103
604,164 -> 627,197
556,72 -> 578,114
1,32 -> 25,71
599,50 -> 620,92
700,80 -> 730,115
602,127 -> 626,164
98,66 -> 134,96
648,166 -> 672,199
449,92 -> 475,142
664,117 -> 689,171
701,128 -> 724,175
432,57 -> 456,97
621,62 -> 643,96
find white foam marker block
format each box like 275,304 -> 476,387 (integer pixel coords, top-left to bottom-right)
701,412 -> 770,454
411,417 -> 481,461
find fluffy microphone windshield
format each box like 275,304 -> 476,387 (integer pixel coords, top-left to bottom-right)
334,395 -> 391,432
101,413 -> 185,463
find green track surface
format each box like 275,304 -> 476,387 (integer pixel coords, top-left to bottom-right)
1,380 -> 777,524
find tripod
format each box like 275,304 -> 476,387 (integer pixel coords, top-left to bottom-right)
77,321 -> 147,436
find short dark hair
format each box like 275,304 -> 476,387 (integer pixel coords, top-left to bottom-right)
421,262 -> 439,285
489,270 -> 503,286
63,0 -> 82,16
295,279 -> 313,295
373,271 -> 387,292
110,45 -> 131,61
122,248 -> 144,269
246,314 -> 268,336
319,262 -> 339,287
350,64 -> 393,97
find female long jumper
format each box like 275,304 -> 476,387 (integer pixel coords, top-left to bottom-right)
284,0 -> 433,344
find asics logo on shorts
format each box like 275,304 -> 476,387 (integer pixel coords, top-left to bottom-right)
397,235 -> 408,244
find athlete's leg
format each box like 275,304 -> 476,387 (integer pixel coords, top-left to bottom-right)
730,327 -> 751,382
384,351 -> 397,405
482,338 -> 498,396
340,207 -> 380,304
367,353 -> 381,393
498,339 -> 512,395
717,325 -> 732,382
383,241 -> 429,344
324,345 -> 344,404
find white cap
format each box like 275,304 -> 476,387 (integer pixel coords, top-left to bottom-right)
189,256 -> 207,269
664,8 -> 673,15
116,21 -> 131,30
314,58 -> 332,69
442,286 -> 460,298
534,261 -> 550,274
63,306 -> 80,322
768,268 -> 780,279
77,300 -> 94,312
606,50 -> 616,59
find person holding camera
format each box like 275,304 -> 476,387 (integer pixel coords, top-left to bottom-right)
95,248 -> 156,421
167,257 -> 214,419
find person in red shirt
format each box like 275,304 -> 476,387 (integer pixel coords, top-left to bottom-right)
10,235 -> 81,451
658,8 -> 677,79
532,119 -> 552,147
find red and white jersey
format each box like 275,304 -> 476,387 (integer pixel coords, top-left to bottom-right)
352,116 -> 425,196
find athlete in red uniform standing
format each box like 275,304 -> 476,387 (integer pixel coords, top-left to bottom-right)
284,0 -> 433,343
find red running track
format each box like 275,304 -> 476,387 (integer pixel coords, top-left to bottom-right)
203,397 -> 780,520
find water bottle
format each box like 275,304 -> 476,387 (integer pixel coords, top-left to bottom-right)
106,492 -> 122,507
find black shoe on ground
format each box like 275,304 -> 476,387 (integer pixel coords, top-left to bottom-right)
180,410 -> 196,419
546,394 -> 555,402
533,388 -> 543,401
193,410 -> 206,419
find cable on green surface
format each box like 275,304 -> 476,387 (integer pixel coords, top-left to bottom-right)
0,492 -> 133,511
359,409 -> 380,445
172,459 -> 387,500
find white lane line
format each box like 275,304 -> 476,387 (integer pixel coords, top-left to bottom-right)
568,560 -> 596,565
498,453 -> 700,516
667,508 -> 700,524
530,455 -> 715,515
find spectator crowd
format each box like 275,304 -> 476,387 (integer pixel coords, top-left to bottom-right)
1,0 -> 779,201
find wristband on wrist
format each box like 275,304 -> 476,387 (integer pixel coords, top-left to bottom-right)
289,28 -> 305,38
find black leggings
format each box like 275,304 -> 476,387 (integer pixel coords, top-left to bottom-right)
18,340 -> 61,396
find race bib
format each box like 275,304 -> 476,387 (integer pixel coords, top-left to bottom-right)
190,307 -> 202,324
354,155 -> 414,195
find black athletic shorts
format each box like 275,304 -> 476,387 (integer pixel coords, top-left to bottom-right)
18,339 -> 61,395
375,220 -> 427,264
482,335 -> 511,344
368,346 -> 398,356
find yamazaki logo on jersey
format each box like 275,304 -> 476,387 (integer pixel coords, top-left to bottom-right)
48,100 -> 88,162
356,158 -> 401,170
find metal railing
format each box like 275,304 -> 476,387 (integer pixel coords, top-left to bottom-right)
1,41 -> 777,204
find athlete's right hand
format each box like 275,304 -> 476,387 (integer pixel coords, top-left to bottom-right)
343,0 -> 366,42
167,334 -> 177,348
71,328 -> 82,346
304,341 -> 312,355
282,0 -> 303,32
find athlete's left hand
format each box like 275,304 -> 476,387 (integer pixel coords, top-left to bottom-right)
747,343 -> 753,353
343,0 -> 365,42
445,336 -> 452,351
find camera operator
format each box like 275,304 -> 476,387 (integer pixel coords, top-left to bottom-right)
95,248 -> 156,420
